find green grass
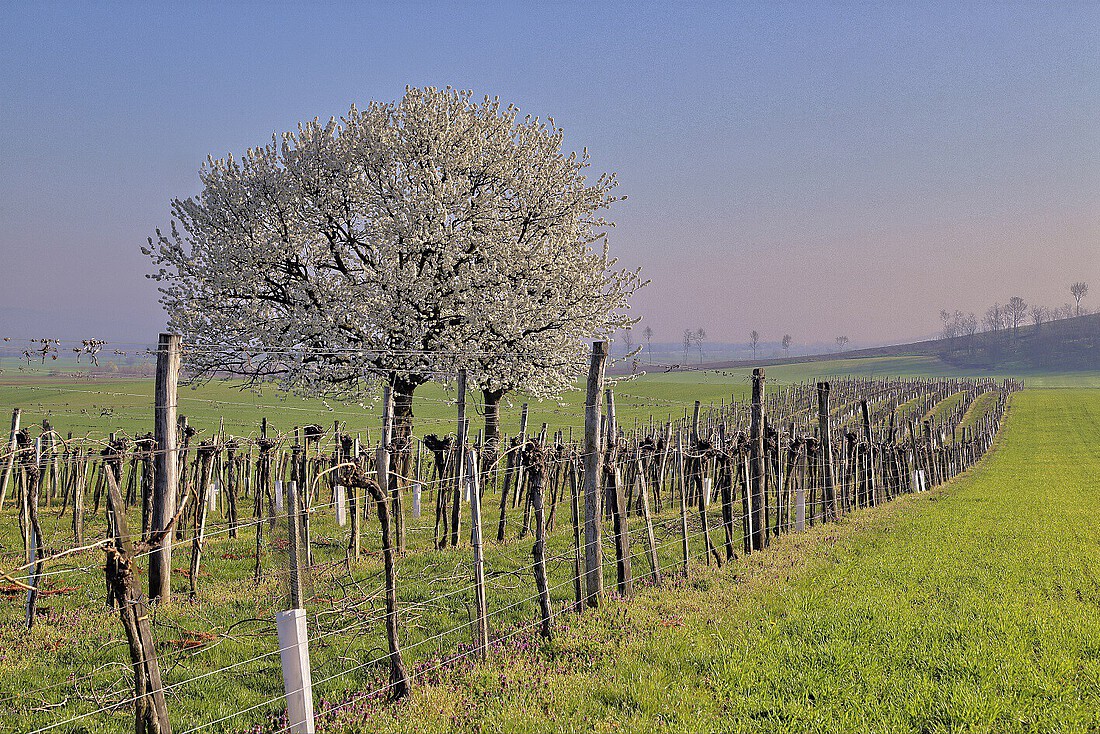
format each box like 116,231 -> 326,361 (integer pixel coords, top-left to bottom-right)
924,390 -> 965,421
0,450 -> 739,732
4,354 -> 1096,444
2,363 -> 1098,733
0,371 -> 756,441
959,391 -> 1002,432
4,352 -> 1095,444
322,389 -> 1100,733
753,355 -> 1100,388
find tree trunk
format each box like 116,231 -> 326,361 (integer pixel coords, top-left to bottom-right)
391,378 -> 418,554
528,445 -> 553,639
482,387 -> 504,463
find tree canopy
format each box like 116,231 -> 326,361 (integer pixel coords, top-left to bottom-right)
145,87 -> 642,421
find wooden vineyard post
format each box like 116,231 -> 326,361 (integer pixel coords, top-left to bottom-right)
657,422 -> 673,515
347,436 -> 361,561
568,457 -> 584,612
496,437 -> 516,542
690,400 -> 718,566
173,415 -> 190,542
513,403 -> 530,512
676,431 -> 690,576
0,407 -> 20,512
72,447 -> 87,545
225,439 -> 239,538
467,447 -> 489,656
285,480 -> 304,610
381,388 -> 405,556
860,399 -> 876,506
497,407 -> 528,540
749,369 -> 766,551
189,441 -> 217,599
137,436 -> 154,542
255,420 -> 273,583
606,388 -> 633,597
366,453 -> 411,698
24,438 -> 45,628
278,479 -> 315,734
718,426 -> 736,561
528,443 -> 553,638
379,385 -> 397,549
635,450 -> 661,585
150,332 -> 180,604
781,436 -> 799,533
817,382 -> 838,521
450,372 -> 466,549
771,425 -> 784,537
583,341 -> 607,607
103,464 -> 173,734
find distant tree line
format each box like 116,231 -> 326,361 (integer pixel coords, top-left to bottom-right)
936,282 -> 1095,370
940,282 -> 1090,342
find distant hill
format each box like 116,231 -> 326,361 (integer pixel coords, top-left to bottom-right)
635,313 -> 1100,374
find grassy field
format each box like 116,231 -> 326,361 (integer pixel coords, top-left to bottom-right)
3,355 -> 1097,442
1,461 -> 737,733
2,360 -> 1098,732
316,389 -> 1100,733
0,368 -> 754,440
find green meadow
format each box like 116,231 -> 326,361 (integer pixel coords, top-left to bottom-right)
1,357 -> 1098,732
3,355 -> 1098,442
328,388 -> 1100,733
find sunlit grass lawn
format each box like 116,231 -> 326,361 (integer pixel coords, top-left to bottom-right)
4,355 -> 1097,442
2,362 -> 1098,733
331,389 -> 1100,733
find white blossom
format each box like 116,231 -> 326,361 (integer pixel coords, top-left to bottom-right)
145,87 -> 642,420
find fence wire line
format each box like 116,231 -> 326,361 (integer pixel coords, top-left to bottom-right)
18,511 -> 710,729
178,522 -> 722,734
6,380 -> 1012,730
17,429 -> 1006,731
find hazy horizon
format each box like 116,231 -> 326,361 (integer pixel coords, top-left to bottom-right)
2,2 -> 1097,348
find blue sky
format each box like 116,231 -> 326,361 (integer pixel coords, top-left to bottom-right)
1,1 -> 1097,347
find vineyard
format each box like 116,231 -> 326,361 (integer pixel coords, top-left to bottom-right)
0,338 -> 1019,733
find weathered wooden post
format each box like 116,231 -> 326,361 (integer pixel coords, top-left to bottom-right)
174,415 -> 191,542
367,457 -> 411,697
467,446 -> 489,656
450,372 -> 466,548
225,439 -> 239,538
150,332 -> 180,604
750,369 -> 766,551
346,436 -> 361,560
513,403 -> 530,511
497,408 -> 529,541
606,388 -> 633,596
676,431 -> 690,575
860,399 -> 876,506
255,420 -> 273,583
103,466 -> 173,734
717,426 -> 736,561
568,457 -> 584,612
73,447 -> 87,545
0,407 -> 20,512
817,382 -> 838,521
278,478 -> 315,733
528,442 -> 553,637
379,385 -> 397,542
635,449 -> 661,585
583,341 -> 607,607
24,437 -> 44,627
188,441 -> 216,599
